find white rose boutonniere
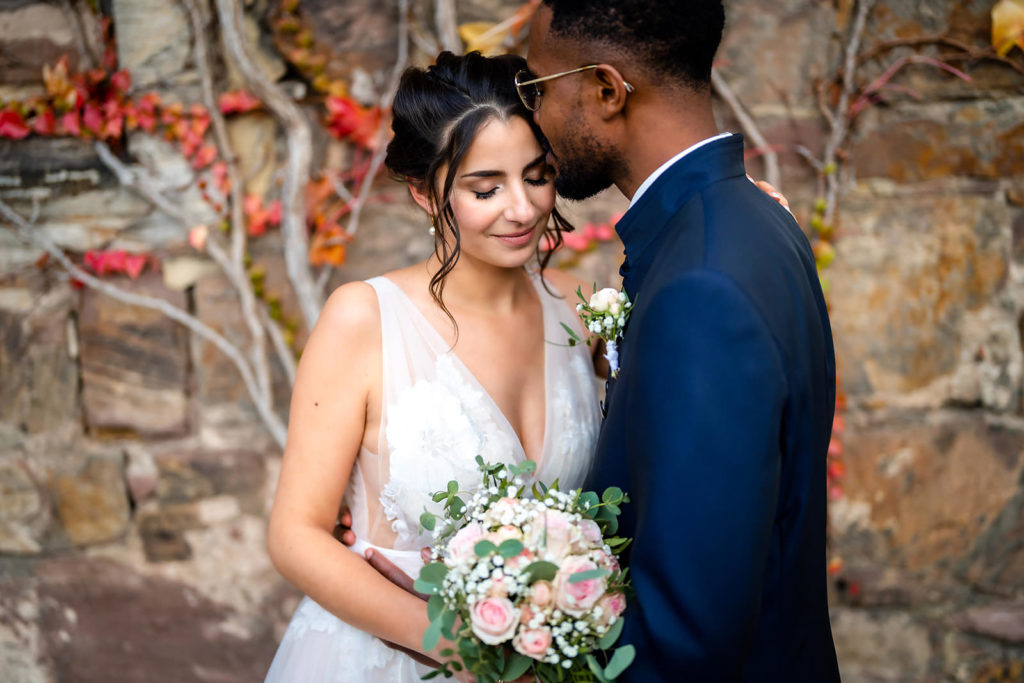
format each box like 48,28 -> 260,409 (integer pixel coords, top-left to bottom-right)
562,285 -> 632,378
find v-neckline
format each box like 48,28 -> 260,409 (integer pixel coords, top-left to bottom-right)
378,275 -> 551,472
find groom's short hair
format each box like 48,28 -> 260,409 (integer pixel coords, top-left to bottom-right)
540,0 -> 725,92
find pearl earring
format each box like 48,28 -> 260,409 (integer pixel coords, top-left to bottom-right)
428,217 -> 436,236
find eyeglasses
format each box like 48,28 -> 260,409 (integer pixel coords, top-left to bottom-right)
514,66 -> 635,112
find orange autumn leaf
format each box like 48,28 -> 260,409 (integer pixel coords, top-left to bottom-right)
459,21 -> 506,55
992,0 -> 1024,56
309,227 -> 350,267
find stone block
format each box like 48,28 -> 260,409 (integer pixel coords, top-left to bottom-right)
0,461 -> 49,555
955,601 -> 1024,644
831,412 -> 1024,574
0,3 -> 80,85
78,272 -> 190,437
34,556 -> 278,682
0,279 -> 80,434
832,608 -> 931,682
852,98 -> 1024,183
829,193 -> 1013,403
111,0 -> 191,87
53,456 -> 130,547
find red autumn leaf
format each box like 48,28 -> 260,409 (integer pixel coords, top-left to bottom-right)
210,161 -> 230,194
561,230 -> 593,252
190,114 -> 210,139
123,254 -> 147,279
218,90 -> 262,115
84,249 -> 151,278
0,109 -> 31,139
60,110 -> 81,136
82,103 -> 103,136
137,109 -> 157,133
138,92 -> 161,114
102,114 -> 123,140
161,102 -> 183,125
266,200 -> 282,226
192,143 -> 217,170
324,95 -> 382,149
110,70 -> 131,93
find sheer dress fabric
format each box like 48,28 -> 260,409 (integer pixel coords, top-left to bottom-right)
265,272 -> 600,682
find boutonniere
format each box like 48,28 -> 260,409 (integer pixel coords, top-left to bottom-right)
562,285 -> 633,378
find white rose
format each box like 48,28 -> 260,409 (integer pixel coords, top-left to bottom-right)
588,288 -> 619,313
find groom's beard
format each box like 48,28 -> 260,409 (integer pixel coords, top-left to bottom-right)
549,121 -> 618,201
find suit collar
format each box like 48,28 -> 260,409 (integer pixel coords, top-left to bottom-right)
616,134 -> 748,299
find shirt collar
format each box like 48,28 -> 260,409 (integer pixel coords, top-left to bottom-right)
628,132 -> 733,209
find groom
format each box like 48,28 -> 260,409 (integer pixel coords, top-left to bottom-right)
523,1 -> 841,680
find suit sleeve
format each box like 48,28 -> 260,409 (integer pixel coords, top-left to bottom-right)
619,270 -> 787,681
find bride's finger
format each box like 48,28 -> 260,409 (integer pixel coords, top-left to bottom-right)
752,179 -> 791,211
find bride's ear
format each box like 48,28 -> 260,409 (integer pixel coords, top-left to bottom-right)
408,183 -> 434,215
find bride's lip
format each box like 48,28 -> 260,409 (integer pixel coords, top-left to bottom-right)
493,225 -> 537,247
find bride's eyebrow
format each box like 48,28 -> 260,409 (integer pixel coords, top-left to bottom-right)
521,153 -> 547,174
460,153 -> 547,180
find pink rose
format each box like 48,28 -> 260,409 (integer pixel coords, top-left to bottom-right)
596,592 -> 627,627
484,497 -> 520,526
520,604 -> 544,626
553,555 -> 607,617
577,519 -> 604,550
513,627 -> 552,661
490,525 -> 524,545
504,546 -> 534,571
447,522 -> 485,564
530,580 -> 553,608
590,549 -> 620,573
527,510 -> 577,561
469,597 -> 520,645
487,576 -> 511,598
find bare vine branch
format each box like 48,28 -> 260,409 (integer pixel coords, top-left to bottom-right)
214,0 -> 321,331
0,199 -> 288,449
711,69 -> 781,189
435,0 -> 461,54
183,0 -> 273,402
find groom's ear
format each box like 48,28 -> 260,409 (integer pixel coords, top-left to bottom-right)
591,64 -> 631,121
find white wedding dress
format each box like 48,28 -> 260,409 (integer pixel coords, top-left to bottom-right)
265,272 -> 600,682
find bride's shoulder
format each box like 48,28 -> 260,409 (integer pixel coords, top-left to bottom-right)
315,280 -> 381,342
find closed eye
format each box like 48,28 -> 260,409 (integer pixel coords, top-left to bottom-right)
473,187 -> 498,199
524,177 -> 550,187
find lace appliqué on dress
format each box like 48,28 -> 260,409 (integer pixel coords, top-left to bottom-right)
380,354 -> 519,549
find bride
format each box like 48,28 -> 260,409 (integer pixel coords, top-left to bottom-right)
264,50 -> 603,682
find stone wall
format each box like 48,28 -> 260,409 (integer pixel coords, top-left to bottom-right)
0,1 -> 1022,681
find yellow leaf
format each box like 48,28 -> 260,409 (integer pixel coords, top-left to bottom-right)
458,21 -> 508,56
992,0 -> 1024,57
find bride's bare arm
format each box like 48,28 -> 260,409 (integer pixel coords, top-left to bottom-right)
266,282 -> 433,657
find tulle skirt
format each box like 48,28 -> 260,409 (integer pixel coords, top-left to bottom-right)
265,539 -> 431,682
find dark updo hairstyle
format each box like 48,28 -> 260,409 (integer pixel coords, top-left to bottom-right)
384,51 -> 574,325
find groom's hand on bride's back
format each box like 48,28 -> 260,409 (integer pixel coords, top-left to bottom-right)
332,505 -> 356,546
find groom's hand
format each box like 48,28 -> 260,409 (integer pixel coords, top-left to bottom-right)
332,506 -> 356,546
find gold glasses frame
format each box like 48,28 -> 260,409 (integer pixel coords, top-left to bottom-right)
514,65 -> 635,112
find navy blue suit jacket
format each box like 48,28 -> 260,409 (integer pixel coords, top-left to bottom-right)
585,135 -> 840,681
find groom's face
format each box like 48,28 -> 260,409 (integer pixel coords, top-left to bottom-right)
525,6 -> 617,201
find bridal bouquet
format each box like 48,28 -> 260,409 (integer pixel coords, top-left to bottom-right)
416,457 -> 634,683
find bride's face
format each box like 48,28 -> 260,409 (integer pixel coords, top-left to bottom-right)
443,115 -> 555,269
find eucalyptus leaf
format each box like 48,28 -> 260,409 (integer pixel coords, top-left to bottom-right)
422,619 -> 442,651
502,652 -> 533,679
498,539 -> 524,558
447,481 -> 459,495
420,562 -> 448,584
568,567 -> 610,584
598,616 -> 625,649
603,645 -> 636,679
413,579 -> 440,594
420,512 -> 436,531
474,539 -> 498,557
427,594 -> 445,621
602,486 -> 623,504
587,655 -> 612,683
523,560 -> 559,583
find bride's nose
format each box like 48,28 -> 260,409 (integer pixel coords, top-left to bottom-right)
503,182 -> 538,224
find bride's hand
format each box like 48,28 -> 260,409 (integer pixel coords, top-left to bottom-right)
748,176 -> 792,213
